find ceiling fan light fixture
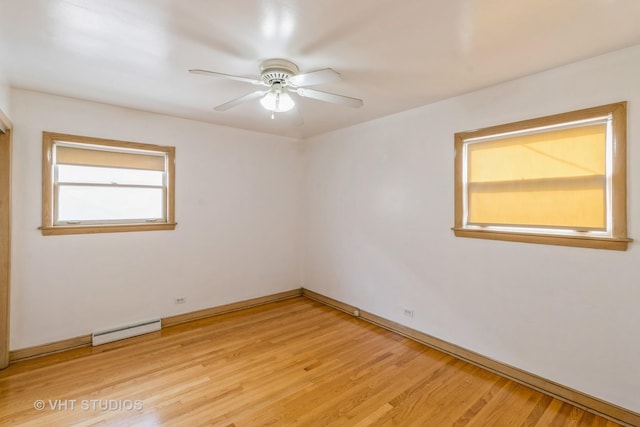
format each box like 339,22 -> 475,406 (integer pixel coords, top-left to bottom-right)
259,84 -> 295,113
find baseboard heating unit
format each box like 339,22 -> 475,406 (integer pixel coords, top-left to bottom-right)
92,319 -> 161,346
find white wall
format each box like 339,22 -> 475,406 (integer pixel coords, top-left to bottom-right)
0,67 -> 10,118
10,89 -> 303,349
304,45 -> 640,412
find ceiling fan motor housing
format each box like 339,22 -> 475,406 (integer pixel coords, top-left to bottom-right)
260,58 -> 300,85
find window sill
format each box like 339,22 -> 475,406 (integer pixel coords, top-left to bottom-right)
40,223 -> 177,236
452,228 -> 632,251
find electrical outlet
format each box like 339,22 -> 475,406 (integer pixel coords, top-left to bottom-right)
403,308 -> 414,317
174,297 -> 186,304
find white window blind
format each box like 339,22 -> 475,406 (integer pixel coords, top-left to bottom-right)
53,142 -> 168,225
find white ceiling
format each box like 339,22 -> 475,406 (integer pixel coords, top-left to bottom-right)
1,0 -> 640,139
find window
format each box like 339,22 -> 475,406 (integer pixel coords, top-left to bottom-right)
453,102 -> 631,250
41,132 -> 176,235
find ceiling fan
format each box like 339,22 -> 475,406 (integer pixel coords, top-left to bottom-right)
189,58 -> 363,118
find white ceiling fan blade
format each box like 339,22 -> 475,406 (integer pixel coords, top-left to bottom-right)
189,69 -> 264,86
288,68 -> 341,87
295,87 -> 363,108
214,90 -> 268,111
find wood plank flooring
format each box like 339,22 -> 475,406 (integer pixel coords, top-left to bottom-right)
0,297 -> 622,426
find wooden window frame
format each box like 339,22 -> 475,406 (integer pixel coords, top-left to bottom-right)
453,102 -> 631,250
41,132 -> 176,236
0,110 -> 11,369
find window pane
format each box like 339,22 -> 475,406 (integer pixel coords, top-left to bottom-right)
467,124 -> 606,182
57,165 -> 164,186
468,187 -> 605,229
466,123 -> 607,229
58,186 -> 164,222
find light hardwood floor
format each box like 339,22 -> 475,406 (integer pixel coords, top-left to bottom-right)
0,297 -> 622,426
